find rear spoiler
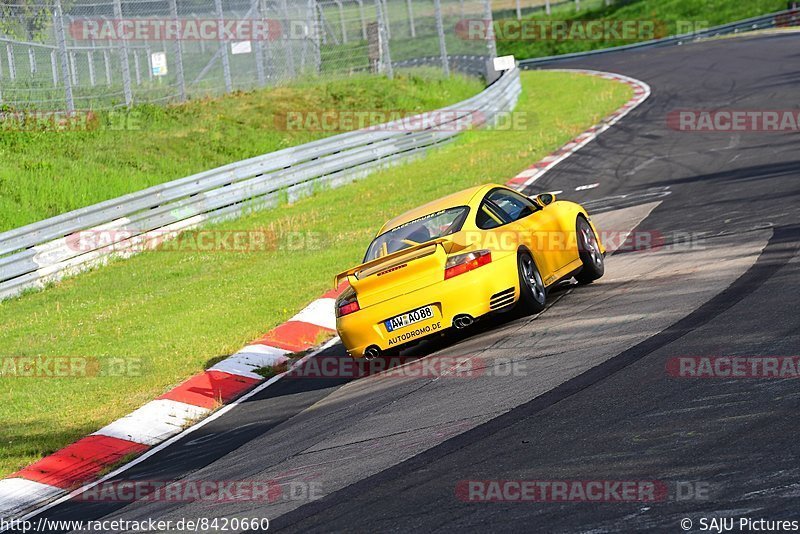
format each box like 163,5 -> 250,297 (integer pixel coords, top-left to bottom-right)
334,238 -> 449,288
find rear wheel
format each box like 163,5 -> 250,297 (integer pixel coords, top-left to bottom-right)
575,216 -> 604,284
517,252 -> 546,314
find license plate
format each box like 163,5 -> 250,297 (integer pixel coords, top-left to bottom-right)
384,305 -> 435,332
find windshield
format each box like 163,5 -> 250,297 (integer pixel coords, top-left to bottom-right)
364,206 -> 469,262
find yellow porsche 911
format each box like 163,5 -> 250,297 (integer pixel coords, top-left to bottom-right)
334,183 -> 605,359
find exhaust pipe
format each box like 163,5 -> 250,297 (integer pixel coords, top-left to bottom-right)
364,346 -> 382,361
453,314 -> 474,330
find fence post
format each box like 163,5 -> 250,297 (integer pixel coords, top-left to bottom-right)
113,0 -> 133,106
169,0 -> 187,100
103,49 -> 112,85
50,50 -> 58,86
280,0 -> 297,78
252,0 -> 266,87
405,0 -> 415,38
53,0 -> 75,112
215,0 -> 233,93
6,44 -> 16,80
546,0 -> 551,15
145,45 -> 153,81
308,0 -> 321,74
374,0 -> 392,78
381,0 -> 391,40
133,49 -> 142,85
357,0 -> 368,40
334,0 -> 348,43
482,0 -> 496,59
515,0 -> 521,20
433,0 -> 449,76
87,48 -> 95,86
69,50 -> 78,85
28,47 -> 37,75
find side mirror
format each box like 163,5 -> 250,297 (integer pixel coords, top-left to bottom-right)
533,192 -> 556,207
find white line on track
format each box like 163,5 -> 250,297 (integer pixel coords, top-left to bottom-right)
575,183 -> 600,191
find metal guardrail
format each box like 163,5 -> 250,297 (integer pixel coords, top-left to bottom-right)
519,9 -> 799,67
0,67 -> 521,301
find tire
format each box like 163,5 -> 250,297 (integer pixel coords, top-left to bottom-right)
517,251 -> 547,314
575,216 -> 604,284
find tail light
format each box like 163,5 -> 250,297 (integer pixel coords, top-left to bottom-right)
336,287 -> 360,317
444,249 -> 492,280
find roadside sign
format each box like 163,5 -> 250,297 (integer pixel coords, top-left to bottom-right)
151,52 -> 168,76
231,41 -> 252,55
493,55 -> 516,72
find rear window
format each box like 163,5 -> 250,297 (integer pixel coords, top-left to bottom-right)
364,206 -> 469,262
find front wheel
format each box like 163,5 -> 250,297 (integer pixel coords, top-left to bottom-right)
517,252 -> 546,314
575,217 -> 604,284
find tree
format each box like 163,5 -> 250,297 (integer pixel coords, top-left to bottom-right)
0,0 -> 54,41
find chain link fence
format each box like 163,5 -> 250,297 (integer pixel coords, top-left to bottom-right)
0,0 -> 569,111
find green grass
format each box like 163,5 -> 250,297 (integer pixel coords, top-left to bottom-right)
0,68 -> 483,232
0,70 -> 632,478
496,0 -> 789,59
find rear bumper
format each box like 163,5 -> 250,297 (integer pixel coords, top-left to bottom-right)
336,253 -> 519,358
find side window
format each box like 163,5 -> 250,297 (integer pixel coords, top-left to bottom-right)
476,189 -> 538,229
489,189 -> 538,222
476,199 -> 509,229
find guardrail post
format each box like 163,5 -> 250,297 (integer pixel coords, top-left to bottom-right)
53,0 -> 75,112
170,0 -> 187,101
433,0 -> 449,76
113,0 -> 133,106
214,0 -> 233,93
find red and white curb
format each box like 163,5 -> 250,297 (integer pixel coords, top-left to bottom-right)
0,69 -> 651,524
506,69 -> 651,191
0,290 -> 344,521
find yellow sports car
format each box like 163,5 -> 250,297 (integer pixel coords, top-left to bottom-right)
334,183 -> 605,359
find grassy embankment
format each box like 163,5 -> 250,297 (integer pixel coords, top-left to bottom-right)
495,0 -> 788,59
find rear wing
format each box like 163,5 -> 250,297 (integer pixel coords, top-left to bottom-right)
334,238 -> 449,288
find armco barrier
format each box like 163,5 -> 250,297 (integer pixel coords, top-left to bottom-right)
519,9 -> 798,67
0,67 -> 521,301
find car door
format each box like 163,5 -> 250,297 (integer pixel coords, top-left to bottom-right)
479,188 -> 569,285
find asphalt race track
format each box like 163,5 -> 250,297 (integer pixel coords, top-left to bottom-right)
17,33 -> 800,533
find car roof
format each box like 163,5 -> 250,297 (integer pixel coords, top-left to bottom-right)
378,183 -> 504,233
